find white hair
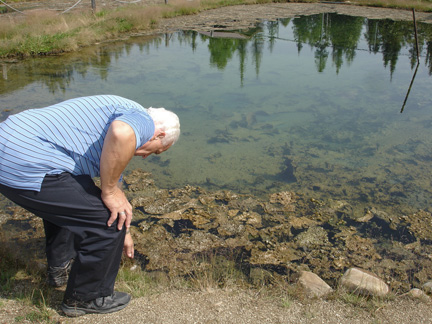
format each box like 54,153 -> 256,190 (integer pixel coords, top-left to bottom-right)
147,107 -> 180,146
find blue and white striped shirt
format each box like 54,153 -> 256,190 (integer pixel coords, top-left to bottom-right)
0,95 -> 155,191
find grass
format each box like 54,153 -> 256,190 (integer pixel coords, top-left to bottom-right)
0,242 -> 61,323
1,0 -> 432,58
338,289 -> 391,311
115,259 -> 162,298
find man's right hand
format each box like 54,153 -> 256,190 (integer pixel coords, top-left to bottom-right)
102,186 -> 133,231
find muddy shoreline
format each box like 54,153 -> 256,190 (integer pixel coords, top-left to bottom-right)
151,3 -> 432,35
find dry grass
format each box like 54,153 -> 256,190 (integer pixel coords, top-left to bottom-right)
355,0 -> 432,10
0,0 -> 203,57
0,9 -> 93,55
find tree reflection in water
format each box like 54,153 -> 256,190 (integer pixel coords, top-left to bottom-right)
1,13 -> 431,96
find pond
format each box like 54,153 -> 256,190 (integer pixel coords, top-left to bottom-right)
1,13 -> 432,219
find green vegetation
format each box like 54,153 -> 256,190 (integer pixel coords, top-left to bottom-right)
1,0 -> 432,58
115,260 -> 161,298
338,289 -> 391,312
0,243 -> 60,323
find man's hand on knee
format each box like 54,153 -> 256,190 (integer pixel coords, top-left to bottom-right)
101,187 -> 133,230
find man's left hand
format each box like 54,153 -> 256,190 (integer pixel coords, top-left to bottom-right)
123,232 -> 134,258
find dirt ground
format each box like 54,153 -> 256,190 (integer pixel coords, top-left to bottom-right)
1,2 -> 432,323
153,2 -> 432,33
1,286 -> 432,323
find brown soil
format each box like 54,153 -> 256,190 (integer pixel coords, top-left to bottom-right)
1,2 -> 432,323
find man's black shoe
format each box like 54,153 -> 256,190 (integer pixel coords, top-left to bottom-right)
47,259 -> 73,287
61,291 -> 131,317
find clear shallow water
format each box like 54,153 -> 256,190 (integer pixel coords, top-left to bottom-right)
1,13 -> 432,217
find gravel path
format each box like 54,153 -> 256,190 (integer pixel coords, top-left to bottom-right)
1,288 -> 432,323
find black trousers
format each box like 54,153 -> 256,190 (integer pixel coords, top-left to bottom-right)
0,173 -> 126,302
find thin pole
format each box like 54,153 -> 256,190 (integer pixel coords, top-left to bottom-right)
91,0 -> 96,12
412,9 -> 420,62
400,62 -> 420,113
400,9 -> 421,113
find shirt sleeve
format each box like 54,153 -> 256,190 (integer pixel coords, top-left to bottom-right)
115,110 -> 155,149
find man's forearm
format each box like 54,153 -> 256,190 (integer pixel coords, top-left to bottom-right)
99,120 -> 137,229
100,120 -> 137,194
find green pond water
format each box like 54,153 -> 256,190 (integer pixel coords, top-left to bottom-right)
1,13 -> 432,218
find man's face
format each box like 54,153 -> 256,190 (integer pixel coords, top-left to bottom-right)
134,138 -> 172,159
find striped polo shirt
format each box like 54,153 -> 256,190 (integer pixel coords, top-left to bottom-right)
0,95 -> 155,191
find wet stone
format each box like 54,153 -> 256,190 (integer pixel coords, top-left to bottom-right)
404,210 -> 432,242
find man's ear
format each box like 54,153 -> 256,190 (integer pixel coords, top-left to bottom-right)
155,129 -> 166,139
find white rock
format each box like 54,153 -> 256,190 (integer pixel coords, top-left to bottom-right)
298,271 -> 333,298
422,281 -> 432,294
408,288 -> 431,303
340,267 -> 389,297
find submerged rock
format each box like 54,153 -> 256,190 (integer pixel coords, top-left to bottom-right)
404,210 -> 432,242
295,226 -> 329,251
249,242 -> 301,266
2,169 -> 432,296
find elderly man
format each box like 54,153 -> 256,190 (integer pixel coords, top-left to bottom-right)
0,95 -> 180,317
